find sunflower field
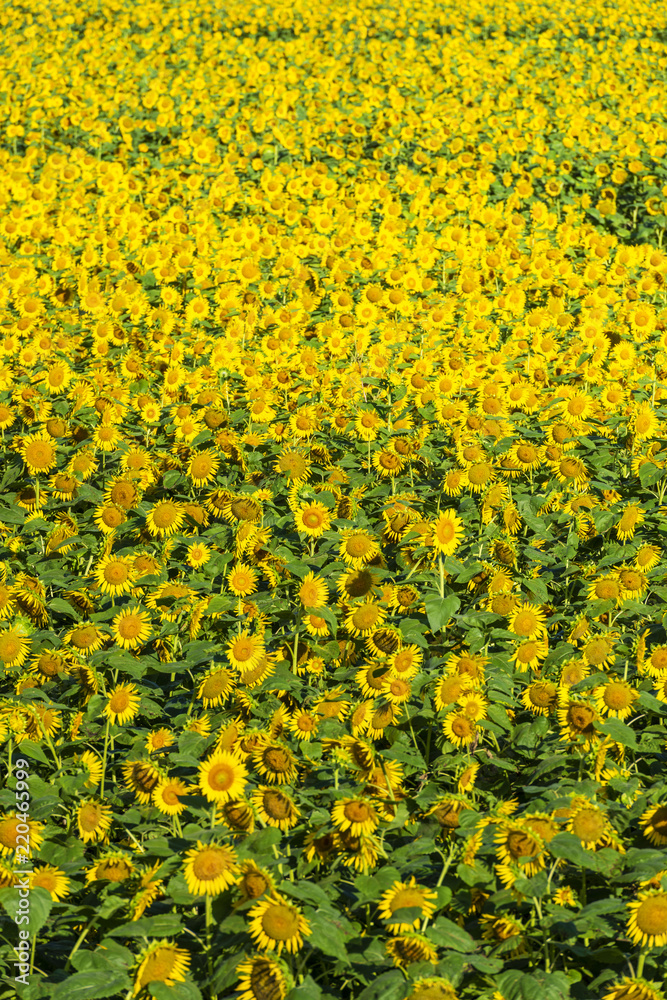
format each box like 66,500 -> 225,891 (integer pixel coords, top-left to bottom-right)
1,0 -> 667,998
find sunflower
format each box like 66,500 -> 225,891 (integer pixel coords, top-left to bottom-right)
507,602 -> 547,640
183,841 -> 239,896
442,711 -> 477,747
153,778 -> 191,816
77,750 -> 103,787
247,894 -> 311,955
627,890 -> 667,947
294,501 -> 331,537
226,631 -> 265,671
93,554 -> 136,597
587,573 -> 623,606
133,941 -> 190,995
407,978 -> 459,1000
146,500 -> 185,538
386,933 -> 438,968
122,760 -> 161,804
521,681 -> 558,716
93,503 -> 127,534
582,634 -> 617,668
252,787 -> 300,830
635,545 -> 661,572
19,433 -> 58,474
252,741 -> 298,785
198,752 -> 247,803
0,815 -> 44,857
616,504 -> 645,542
111,607 -> 152,649
331,797 -> 379,836
557,698 -> 600,748
568,797 -> 613,849
495,822 -> 546,876
104,683 -> 141,725
210,791 -> 252,832
29,865 -> 70,901
0,626 -> 31,669
227,563 -> 259,598
274,449 -> 311,484
187,449 -> 220,487
286,707 -> 320,741
593,679 -> 638,719
76,800 -> 112,844
184,540 -> 210,568
236,955 -> 292,1000
146,728 -> 174,754
602,978 -> 665,1000
378,877 -> 438,933
457,691 -> 488,721
236,861 -> 275,901
345,601 -> 387,637
85,853 -> 135,884
147,581 -> 194,622
297,572 -> 329,609
63,622 -> 106,653
640,804 -> 667,847
458,762 -> 480,794
430,510 -> 465,555
339,529 -> 381,567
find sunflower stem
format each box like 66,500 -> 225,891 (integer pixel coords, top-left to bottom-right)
100,718 -> 110,799
636,949 -> 646,978
205,894 -> 216,997
438,555 -> 445,598
30,932 -> 36,976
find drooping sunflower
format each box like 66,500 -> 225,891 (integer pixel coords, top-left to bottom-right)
252,741 -> 298,785
615,504 -> 645,542
104,683 -> 141,726
602,978 -> 665,1000
122,760 -> 161,804
133,941 -> 190,995
386,932 -> 438,968
183,841 -> 239,896
557,697 -> 600,748
406,978 -> 459,1000
85,853 -> 135,884
252,787 -> 300,831
640,804 -> 667,847
567,797 -> 614,849
247,894 -> 311,955
198,752 -> 247,803
236,860 -> 275,902
236,955 -> 292,1000
378,877 -> 438,933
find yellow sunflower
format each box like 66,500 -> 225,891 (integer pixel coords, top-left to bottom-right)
247,894 -> 312,954
183,841 -> 239,896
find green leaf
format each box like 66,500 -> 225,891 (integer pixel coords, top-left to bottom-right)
424,594 -> 460,633
427,916 -> 476,952
0,887 -> 52,937
595,717 -> 637,748
639,463 -> 663,487
48,598 -> 82,619
148,983 -> 203,1000
286,977 -> 323,1000
549,834 -> 623,876
15,740 -> 50,766
306,909 -> 352,963
52,971 -> 132,1000
107,913 -> 183,938
357,971 -> 406,1000
0,504 -> 25,524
